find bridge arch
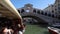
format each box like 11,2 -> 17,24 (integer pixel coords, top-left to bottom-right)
22,15 -> 48,24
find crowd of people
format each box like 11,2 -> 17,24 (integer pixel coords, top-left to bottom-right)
0,17 -> 26,34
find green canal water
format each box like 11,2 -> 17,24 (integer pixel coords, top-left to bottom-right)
24,24 -> 50,34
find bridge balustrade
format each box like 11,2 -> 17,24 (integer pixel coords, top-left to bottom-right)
19,9 -> 59,19
17,9 -> 60,24
21,12 -> 60,24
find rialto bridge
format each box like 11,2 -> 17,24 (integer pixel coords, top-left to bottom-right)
17,4 -> 60,24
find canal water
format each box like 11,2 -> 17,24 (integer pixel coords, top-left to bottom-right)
24,24 -> 50,34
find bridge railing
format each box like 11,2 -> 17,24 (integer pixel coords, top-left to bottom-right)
20,12 -> 60,24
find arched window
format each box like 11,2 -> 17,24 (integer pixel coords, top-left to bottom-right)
21,9 -> 25,13
45,12 -> 47,16
41,11 -> 43,15
52,10 -> 54,13
55,15 -> 57,18
48,13 -> 51,17
33,9 -> 36,13
58,15 -> 60,19
18,10 -> 20,13
52,14 -> 54,18
37,10 -> 40,14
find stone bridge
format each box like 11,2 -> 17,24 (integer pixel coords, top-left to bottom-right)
20,12 -> 60,24
17,4 -> 60,24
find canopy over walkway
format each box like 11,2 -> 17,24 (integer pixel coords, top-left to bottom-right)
0,0 -> 22,19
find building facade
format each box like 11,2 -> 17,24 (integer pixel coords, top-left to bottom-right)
43,0 -> 60,19
43,5 -> 56,18
54,0 -> 60,19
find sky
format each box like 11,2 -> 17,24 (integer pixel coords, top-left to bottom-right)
10,0 -> 55,10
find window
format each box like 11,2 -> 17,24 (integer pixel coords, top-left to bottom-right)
21,9 -> 25,13
37,10 -> 40,14
58,10 -> 60,13
58,7 -> 60,10
41,11 -> 43,15
33,9 -> 36,13
52,10 -> 54,13
55,8 -> 57,11
48,13 -> 51,17
45,12 -> 47,16
52,14 -> 54,18
58,15 -> 60,19
18,10 -> 20,13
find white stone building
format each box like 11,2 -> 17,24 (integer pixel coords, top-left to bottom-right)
43,0 -> 60,19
